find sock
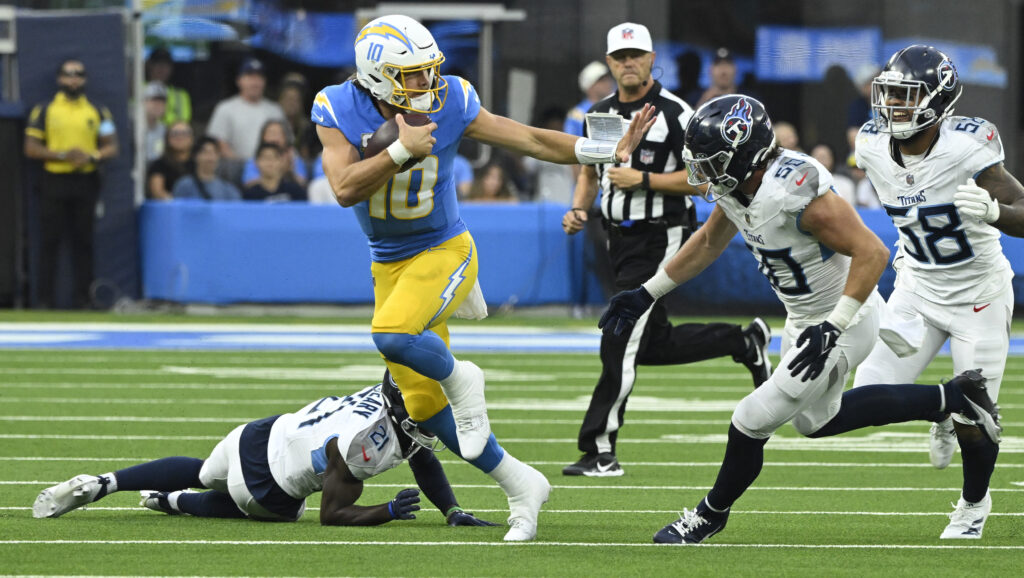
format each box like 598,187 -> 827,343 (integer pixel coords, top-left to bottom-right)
420,405 -> 505,472
958,430 -> 999,504
372,330 -> 454,381
176,490 -> 247,518
808,384 -> 943,437
941,380 -> 970,414
113,457 -> 204,492
706,424 -> 769,510
94,472 -> 117,500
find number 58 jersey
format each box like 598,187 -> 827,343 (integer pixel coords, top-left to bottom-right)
856,116 -> 1012,305
312,76 -> 482,263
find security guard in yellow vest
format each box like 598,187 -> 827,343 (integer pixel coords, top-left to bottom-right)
146,47 -> 192,125
24,59 -> 118,309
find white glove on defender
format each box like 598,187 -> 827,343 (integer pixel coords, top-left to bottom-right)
954,178 -> 1000,223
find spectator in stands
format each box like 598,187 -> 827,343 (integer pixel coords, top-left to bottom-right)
145,47 -> 191,125
674,50 -> 702,107
206,57 -> 285,162
846,64 -> 879,164
773,121 -> 802,152
810,143 -> 857,206
691,47 -> 739,108
241,119 -> 308,188
242,142 -> 307,202
277,72 -> 313,161
143,82 -> 167,162
173,136 -> 241,201
24,58 -> 118,310
146,120 -> 194,201
466,162 -> 518,203
522,106 -> 575,203
564,61 -> 614,138
453,153 -> 474,199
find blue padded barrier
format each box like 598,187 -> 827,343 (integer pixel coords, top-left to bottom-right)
140,200 -> 1024,308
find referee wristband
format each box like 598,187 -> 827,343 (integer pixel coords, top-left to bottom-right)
641,268 -> 678,300
825,295 -> 862,331
386,140 -> 413,166
642,171 -> 651,190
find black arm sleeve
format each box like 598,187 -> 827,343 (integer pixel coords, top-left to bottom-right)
408,449 -> 458,515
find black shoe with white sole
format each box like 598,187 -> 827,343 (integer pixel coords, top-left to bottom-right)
947,369 -> 1002,444
734,318 -> 772,388
562,452 -> 624,477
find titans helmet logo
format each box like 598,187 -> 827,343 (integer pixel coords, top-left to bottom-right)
721,98 -> 753,146
937,59 -> 958,92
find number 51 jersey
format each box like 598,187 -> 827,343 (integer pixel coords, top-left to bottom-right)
312,76 -> 482,263
856,116 -> 1012,305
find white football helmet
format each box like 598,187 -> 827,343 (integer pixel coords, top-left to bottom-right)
354,15 -> 448,114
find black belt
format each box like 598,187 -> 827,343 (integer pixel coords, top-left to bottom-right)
604,218 -> 674,237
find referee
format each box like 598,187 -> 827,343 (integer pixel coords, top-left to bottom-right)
24,59 -> 118,309
560,23 -> 771,477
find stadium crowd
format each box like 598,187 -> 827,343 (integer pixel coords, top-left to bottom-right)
133,46 -> 883,209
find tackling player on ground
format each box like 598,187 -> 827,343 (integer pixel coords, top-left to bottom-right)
34,372 -> 496,528
851,44 -> 1024,539
597,94 -> 1002,544
311,15 -> 655,541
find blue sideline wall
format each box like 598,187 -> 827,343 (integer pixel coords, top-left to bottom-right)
140,201 -> 1024,309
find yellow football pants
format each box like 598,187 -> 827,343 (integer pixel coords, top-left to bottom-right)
370,231 -> 478,420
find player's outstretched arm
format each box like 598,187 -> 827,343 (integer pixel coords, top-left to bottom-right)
969,164 -> 1024,237
319,438 -> 409,526
661,204 -> 738,285
464,104 -> 655,165
407,449 -> 497,527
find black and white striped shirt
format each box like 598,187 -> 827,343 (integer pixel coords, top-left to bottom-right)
586,81 -> 693,225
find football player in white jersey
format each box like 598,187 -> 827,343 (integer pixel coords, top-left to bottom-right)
851,44 -> 1024,539
33,372 -> 496,529
597,94 -> 1002,544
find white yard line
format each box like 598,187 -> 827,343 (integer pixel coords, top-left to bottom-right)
0,539 -> 1022,549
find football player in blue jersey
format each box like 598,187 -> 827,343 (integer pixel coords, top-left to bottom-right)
34,372 -> 497,529
311,15 -> 655,541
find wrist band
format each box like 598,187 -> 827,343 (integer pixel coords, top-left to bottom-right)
386,140 -> 412,166
445,506 -> 464,518
641,268 -> 678,300
387,501 -> 396,519
825,295 -> 862,331
574,137 -> 617,164
642,171 -> 651,190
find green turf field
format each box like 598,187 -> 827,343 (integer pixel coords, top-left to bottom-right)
1,317 -> 1022,576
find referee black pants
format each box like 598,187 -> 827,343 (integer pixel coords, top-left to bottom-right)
577,222 -> 747,456
37,171 -> 100,309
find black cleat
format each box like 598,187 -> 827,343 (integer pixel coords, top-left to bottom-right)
561,452 -> 623,477
734,318 -> 772,388
653,498 -> 729,544
947,369 -> 1002,444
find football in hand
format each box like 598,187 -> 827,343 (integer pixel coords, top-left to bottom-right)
363,113 -> 432,172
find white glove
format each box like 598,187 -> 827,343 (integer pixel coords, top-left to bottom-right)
954,178 -> 1000,223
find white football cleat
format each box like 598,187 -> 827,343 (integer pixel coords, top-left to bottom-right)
440,360 -> 491,460
501,461 -> 551,542
33,475 -> 104,518
940,492 -> 991,539
929,417 -> 957,469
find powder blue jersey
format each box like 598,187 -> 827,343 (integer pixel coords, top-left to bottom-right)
312,76 -> 482,262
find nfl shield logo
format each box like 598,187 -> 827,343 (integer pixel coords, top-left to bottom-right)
745,214 -> 751,225
622,28 -> 634,40
906,174 -> 915,185
639,149 -> 655,165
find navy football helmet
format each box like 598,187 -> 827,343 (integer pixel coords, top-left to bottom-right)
381,371 -> 438,458
871,44 -> 962,140
683,95 -> 777,201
